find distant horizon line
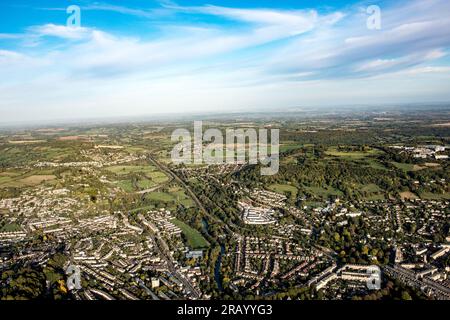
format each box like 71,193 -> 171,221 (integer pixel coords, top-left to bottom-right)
1,101 -> 450,130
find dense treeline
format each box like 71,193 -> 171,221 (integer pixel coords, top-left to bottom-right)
234,145 -> 449,201
0,253 -> 68,300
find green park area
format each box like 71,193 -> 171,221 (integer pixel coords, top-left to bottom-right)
303,185 -> 343,198
107,164 -> 170,192
172,219 -> 210,249
106,165 -> 157,176
267,184 -> 298,198
325,147 -> 383,159
0,223 -> 22,232
145,188 -> 195,208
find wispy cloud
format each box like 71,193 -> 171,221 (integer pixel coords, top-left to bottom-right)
38,2 -> 173,19
28,24 -> 92,40
83,3 -> 172,19
0,0 -> 450,122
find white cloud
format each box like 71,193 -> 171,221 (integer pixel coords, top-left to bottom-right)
356,59 -> 398,72
258,0 -> 450,81
0,50 -> 25,62
407,67 -> 450,74
424,50 -> 447,60
1,0 -> 450,123
28,24 -> 92,40
394,66 -> 450,76
355,50 -> 448,73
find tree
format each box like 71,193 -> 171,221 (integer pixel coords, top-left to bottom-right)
401,291 -> 412,300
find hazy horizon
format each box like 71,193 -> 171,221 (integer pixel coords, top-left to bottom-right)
1,0 -> 450,123
1,101 -> 449,130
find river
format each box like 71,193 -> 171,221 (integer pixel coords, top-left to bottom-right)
202,218 -> 224,292
214,244 -> 225,292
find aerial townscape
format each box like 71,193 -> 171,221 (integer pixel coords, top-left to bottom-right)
0,106 -> 449,301
1,0 -> 450,306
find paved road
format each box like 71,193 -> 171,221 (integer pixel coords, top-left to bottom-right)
147,155 -> 234,236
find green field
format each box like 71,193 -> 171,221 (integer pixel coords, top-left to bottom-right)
130,205 -> 155,213
146,192 -> 175,202
391,162 -> 416,172
136,178 -> 157,189
145,189 -> 194,208
364,160 -> 389,171
280,142 -> 303,153
0,223 -> 21,232
172,190 -> 195,207
364,194 -> 386,201
303,185 -> 343,198
125,146 -> 147,153
0,176 -> 14,184
0,172 -> 56,188
109,164 -> 170,192
117,180 -> 134,192
32,146 -> 73,160
360,183 -> 382,193
418,192 -> 450,200
359,183 -> 385,200
172,219 -> 210,249
325,147 -> 383,159
268,184 -> 298,197
147,171 -> 170,184
106,165 -> 157,175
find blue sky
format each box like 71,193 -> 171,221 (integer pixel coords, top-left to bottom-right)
1,0 -> 450,123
